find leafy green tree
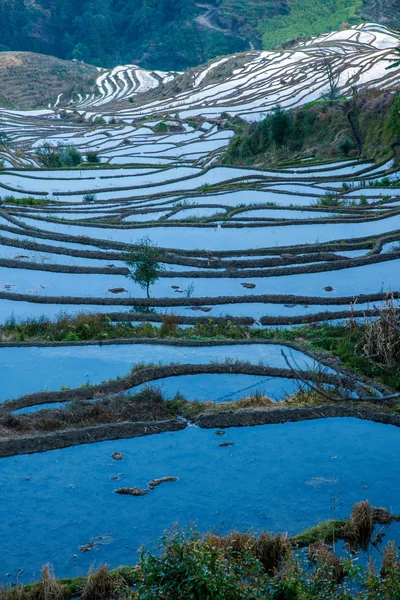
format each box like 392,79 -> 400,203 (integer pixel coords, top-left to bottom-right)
270,105 -> 292,146
60,145 -> 82,166
125,236 -> 164,298
35,144 -> 82,168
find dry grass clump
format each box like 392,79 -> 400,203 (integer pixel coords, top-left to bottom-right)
235,389 -> 277,408
361,295 -> 400,367
308,541 -> 345,583
380,541 -> 399,578
372,507 -> 398,525
281,389 -> 335,407
31,565 -> 64,600
0,386 -> 177,438
0,586 -> 25,600
344,500 -> 374,550
206,531 -> 252,554
160,313 -> 180,336
206,531 -> 291,573
254,532 -> 291,573
81,564 -> 124,600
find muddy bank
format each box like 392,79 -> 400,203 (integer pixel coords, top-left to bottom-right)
1,405 -> 400,458
0,289 -> 399,308
195,405 -> 400,429
0,419 -> 186,458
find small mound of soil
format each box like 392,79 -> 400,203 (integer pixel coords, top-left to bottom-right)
115,487 -> 149,496
111,452 -> 125,461
241,282 -> 256,289
148,476 -> 178,489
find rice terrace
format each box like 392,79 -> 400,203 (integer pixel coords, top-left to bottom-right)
1,6 -> 400,597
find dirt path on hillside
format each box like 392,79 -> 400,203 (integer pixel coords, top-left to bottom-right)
195,3 -> 255,50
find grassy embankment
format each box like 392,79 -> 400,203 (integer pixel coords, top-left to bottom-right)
2,310 -> 400,392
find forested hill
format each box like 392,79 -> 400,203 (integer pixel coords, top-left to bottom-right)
0,0 -> 247,71
0,0 -> 399,71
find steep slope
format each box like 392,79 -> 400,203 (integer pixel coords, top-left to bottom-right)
362,0 -> 400,29
1,23 -> 398,114
0,52 -> 98,109
75,24 -> 400,122
1,0 -> 398,73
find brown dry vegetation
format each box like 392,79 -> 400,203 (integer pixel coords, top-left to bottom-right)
0,52 -> 98,109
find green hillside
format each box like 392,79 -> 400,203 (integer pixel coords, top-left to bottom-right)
261,0 -> 362,49
0,0 -> 398,71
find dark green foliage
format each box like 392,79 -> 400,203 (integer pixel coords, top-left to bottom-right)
131,528 -> 400,599
316,193 -> 343,207
337,136 -> 356,156
125,236 -> 164,298
35,144 -> 82,168
0,0 -> 247,71
270,105 -> 293,145
386,47 -> 400,69
132,529 -> 268,599
223,91 -> 400,165
83,193 -> 97,203
153,121 -> 169,133
85,152 -> 100,163
224,105 -> 294,162
2,527 -> 400,600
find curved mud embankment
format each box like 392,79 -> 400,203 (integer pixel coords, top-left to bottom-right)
1,405 -> 400,458
0,362 -> 359,413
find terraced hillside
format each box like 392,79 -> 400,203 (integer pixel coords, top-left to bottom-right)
54,24 -> 400,118
0,53 -> 98,110
0,23 -> 400,584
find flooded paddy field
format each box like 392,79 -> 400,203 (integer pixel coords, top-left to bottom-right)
1,418 -> 399,582
1,21 -> 400,588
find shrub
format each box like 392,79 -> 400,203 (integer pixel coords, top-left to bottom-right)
132,529 -> 268,599
316,193 -> 343,207
36,144 -> 82,168
83,193 -> 97,203
33,564 -> 64,600
81,564 -> 124,600
153,121 -> 169,133
344,500 -> 374,550
60,145 -> 82,167
85,152 -> 100,163
337,136 -> 355,156
361,295 -> 400,367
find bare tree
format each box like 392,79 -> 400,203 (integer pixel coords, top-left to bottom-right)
322,58 -> 340,100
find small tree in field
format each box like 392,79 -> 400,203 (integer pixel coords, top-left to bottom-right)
125,236 -> 164,298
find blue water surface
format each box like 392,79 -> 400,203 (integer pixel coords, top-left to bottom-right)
0,417 -> 399,582
0,342 -> 319,402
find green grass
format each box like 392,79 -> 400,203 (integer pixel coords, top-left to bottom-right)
261,0 -> 362,49
295,519 -> 347,546
2,196 -> 51,206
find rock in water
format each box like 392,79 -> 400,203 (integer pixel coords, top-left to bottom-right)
111,452 -> 125,461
